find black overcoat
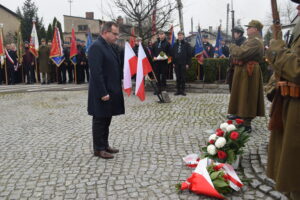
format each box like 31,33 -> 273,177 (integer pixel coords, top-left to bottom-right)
87,36 -> 125,117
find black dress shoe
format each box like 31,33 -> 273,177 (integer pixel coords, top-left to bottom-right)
227,114 -> 238,120
106,147 -> 119,154
244,126 -> 252,133
94,151 -> 114,159
174,91 -> 180,96
181,91 -> 186,96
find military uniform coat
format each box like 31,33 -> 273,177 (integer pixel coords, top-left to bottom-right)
87,36 -> 125,118
38,45 -> 50,73
228,33 -> 265,118
265,21 -> 300,193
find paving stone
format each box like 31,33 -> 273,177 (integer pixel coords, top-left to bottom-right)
0,91 -> 280,199
259,185 -> 272,193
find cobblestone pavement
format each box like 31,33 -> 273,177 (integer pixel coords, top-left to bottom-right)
0,91 -> 285,200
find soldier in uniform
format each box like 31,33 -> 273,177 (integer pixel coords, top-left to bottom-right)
265,1 -> 300,199
171,31 -> 192,96
57,43 -> 69,84
76,43 -> 87,84
227,20 -> 265,133
227,26 -> 247,120
38,39 -> 51,84
22,42 -> 35,84
152,30 -> 171,92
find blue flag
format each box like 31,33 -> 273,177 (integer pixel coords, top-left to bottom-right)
194,28 -> 205,64
214,27 -> 223,57
86,31 -> 93,55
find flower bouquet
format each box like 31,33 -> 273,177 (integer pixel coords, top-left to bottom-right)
202,119 -> 249,165
176,158 -> 243,199
156,51 -> 168,60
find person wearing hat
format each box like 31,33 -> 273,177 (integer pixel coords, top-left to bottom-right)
152,30 -> 171,92
22,41 -> 35,84
38,38 -> 51,84
266,1 -> 300,199
171,31 -> 192,96
226,25 -> 247,120
227,19 -> 265,133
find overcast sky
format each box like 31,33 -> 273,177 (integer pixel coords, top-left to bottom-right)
0,0 -> 295,35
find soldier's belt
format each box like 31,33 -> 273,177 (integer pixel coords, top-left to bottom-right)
277,81 -> 300,98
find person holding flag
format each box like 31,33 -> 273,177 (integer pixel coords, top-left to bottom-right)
22,42 -> 35,84
0,24 -> 4,85
194,28 -> 206,80
49,26 -> 65,84
88,22 -> 124,159
214,27 -> 223,58
29,21 -> 39,82
171,31 -> 192,96
5,44 -> 18,85
69,27 -> 77,83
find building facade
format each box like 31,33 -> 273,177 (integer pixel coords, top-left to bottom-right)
0,4 -> 21,43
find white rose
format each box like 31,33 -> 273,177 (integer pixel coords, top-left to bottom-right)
220,123 -> 229,130
215,137 -> 226,148
207,144 -> 217,155
226,124 -> 236,132
208,134 -> 217,142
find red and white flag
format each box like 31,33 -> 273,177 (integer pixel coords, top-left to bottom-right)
135,42 -> 153,101
29,22 -> 39,57
123,42 -> 137,96
181,158 -> 224,199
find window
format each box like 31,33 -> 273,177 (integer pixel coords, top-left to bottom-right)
78,25 -> 88,32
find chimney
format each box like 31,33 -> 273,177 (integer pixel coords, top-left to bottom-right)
86,12 -> 94,20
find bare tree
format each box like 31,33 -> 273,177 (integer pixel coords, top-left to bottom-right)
114,0 -> 177,40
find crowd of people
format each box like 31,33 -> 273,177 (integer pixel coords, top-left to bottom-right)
0,40 -> 89,85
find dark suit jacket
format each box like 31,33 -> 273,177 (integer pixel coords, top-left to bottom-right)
87,36 -> 125,117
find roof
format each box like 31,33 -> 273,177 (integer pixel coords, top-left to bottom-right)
63,15 -> 103,23
0,4 -> 21,19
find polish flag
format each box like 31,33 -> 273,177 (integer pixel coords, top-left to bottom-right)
123,42 -> 137,96
181,158 -> 224,199
135,42 -> 153,101
29,22 -> 39,57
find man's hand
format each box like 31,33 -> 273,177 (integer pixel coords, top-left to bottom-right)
186,65 -> 189,69
153,57 -> 157,61
101,94 -> 110,101
173,64 -> 175,68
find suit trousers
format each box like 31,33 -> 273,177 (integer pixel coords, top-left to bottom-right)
92,116 -> 112,151
175,64 -> 186,92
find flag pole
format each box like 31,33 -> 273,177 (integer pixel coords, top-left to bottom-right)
35,57 -> 39,83
4,59 -> 8,85
74,63 -> 77,83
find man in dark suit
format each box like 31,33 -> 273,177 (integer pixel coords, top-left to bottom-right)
171,31 -> 192,96
88,21 -> 125,159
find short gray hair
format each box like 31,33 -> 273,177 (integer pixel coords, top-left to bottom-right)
101,21 -> 119,34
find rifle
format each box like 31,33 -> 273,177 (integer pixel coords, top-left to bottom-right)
268,0 -> 283,132
271,0 -> 281,40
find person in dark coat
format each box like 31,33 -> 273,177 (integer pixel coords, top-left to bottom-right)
6,44 -> 18,85
76,44 -> 87,84
22,42 -> 35,84
57,44 -> 69,84
221,40 -> 230,57
171,31 -> 192,96
152,31 -> 171,92
88,21 -> 124,159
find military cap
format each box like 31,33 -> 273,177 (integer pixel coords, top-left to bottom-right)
245,20 -> 264,31
291,0 -> 300,3
232,25 -> 244,34
177,31 -> 184,35
41,38 -> 46,42
203,34 -> 208,38
135,37 -> 142,41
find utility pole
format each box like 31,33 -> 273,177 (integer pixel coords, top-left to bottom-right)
231,0 -> 235,39
68,0 -> 73,16
176,0 -> 184,32
191,17 -> 193,33
226,3 -> 229,39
